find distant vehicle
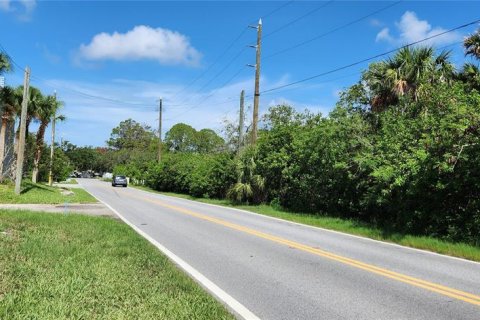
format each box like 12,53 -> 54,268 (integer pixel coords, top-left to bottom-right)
112,175 -> 128,187
70,171 -> 81,178
81,171 -> 92,178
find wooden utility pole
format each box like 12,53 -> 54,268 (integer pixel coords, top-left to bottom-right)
14,67 -> 30,195
157,98 -> 163,163
238,90 -> 245,154
48,91 -> 56,186
252,18 -> 262,145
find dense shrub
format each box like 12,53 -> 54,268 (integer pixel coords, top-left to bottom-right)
146,153 -> 236,199
254,83 -> 480,245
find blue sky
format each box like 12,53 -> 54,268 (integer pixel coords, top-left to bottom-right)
1,0 -> 479,146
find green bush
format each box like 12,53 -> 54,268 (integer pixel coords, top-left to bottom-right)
146,153 -> 236,199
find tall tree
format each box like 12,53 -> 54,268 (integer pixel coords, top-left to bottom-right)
31,95 -> 64,183
13,86 -> 43,160
464,29 -> 480,60
15,86 -> 43,138
195,128 -> 224,153
0,53 -> 12,75
0,54 -> 13,181
0,86 -> 16,181
165,123 -> 197,152
361,46 -> 454,112
459,63 -> 480,90
107,119 -> 155,150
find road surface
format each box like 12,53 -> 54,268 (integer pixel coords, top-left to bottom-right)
79,179 -> 480,320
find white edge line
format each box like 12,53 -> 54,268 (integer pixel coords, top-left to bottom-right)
129,185 -> 480,266
84,184 -> 260,320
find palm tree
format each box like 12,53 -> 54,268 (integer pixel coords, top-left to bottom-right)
31,95 -> 64,183
0,86 -> 16,181
18,86 -> 43,136
13,86 -> 43,156
227,148 -> 265,204
464,29 -> 480,60
459,62 -> 480,91
0,53 -> 13,181
0,52 -> 12,74
362,46 -> 455,112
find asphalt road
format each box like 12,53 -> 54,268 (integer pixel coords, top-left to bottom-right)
79,179 -> 480,320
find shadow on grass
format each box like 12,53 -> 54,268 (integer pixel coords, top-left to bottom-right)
21,182 -> 56,195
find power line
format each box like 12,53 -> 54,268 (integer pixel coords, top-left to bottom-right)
256,0 -> 295,22
0,43 -> 26,72
29,76 -> 159,108
197,48 -> 247,93
170,28 -> 249,100
166,66 -> 249,121
263,0 -> 335,39
175,38 -> 468,121
176,46 -> 249,107
260,18 -> 479,95
265,0 -> 403,60
172,1 -> 296,107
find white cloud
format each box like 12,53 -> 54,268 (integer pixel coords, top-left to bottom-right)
78,25 -> 202,66
19,0 -> 36,15
376,27 -> 394,43
0,0 -> 10,11
0,0 -> 36,20
376,11 -> 461,46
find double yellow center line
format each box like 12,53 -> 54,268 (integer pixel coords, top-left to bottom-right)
125,190 -> 480,307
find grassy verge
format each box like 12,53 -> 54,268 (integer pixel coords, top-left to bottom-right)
59,178 -> 78,184
132,185 -> 480,262
0,181 -> 97,204
0,210 -> 233,319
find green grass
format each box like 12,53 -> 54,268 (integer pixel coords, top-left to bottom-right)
0,210 -> 234,320
0,181 -> 97,204
59,178 -> 78,184
132,185 -> 480,262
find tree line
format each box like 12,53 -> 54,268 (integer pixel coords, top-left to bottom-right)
0,59 -> 69,183
42,29 -> 480,245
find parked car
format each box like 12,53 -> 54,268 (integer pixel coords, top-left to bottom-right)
112,175 -> 128,187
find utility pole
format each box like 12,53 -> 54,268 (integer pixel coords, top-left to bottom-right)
14,67 -> 30,195
48,91 -> 56,186
251,18 -> 262,145
157,98 -> 163,163
238,90 -> 245,154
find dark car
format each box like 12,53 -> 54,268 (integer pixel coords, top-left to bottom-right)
112,175 -> 128,187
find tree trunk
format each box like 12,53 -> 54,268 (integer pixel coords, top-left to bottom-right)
0,118 -> 7,182
31,121 -> 47,183
14,123 -> 20,158
25,115 -> 32,139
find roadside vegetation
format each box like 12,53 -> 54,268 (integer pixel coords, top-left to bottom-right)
58,178 -> 77,184
0,181 -> 96,204
0,57 -> 70,185
0,210 -> 233,319
43,32 -> 480,252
